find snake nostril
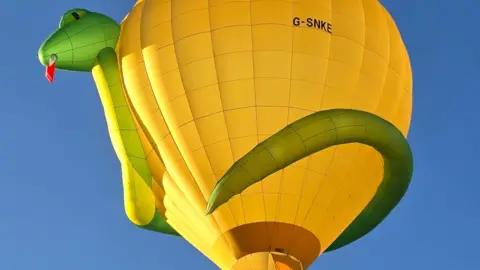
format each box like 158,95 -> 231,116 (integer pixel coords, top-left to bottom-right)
49,54 -> 58,64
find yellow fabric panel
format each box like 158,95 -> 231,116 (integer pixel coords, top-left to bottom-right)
151,177 -> 166,216
126,91 -> 169,215
93,65 -> 155,226
120,0 -> 413,267
119,0 -> 217,228
130,100 -> 165,179
139,0 -> 241,237
162,172 -> 218,246
162,198 -> 223,268
162,172 -> 235,269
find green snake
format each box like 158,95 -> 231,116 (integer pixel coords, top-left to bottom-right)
38,9 -> 413,252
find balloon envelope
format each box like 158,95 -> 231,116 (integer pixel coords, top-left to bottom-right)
115,0 -> 412,269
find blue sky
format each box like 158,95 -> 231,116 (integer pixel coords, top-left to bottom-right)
0,0 -> 479,269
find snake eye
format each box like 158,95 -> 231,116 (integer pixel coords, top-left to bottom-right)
72,12 -> 80,20
59,9 -> 88,27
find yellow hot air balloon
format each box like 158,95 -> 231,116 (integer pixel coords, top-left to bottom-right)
38,0 -> 413,269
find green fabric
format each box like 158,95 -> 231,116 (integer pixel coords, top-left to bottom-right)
59,9 -> 88,27
38,9 -> 120,72
205,109 -> 413,251
142,211 -> 179,236
96,47 -> 179,237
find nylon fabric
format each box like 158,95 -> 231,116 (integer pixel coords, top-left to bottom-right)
115,0 -> 413,269
94,47 -> 177,235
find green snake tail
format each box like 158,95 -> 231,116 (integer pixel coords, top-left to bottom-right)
205,109 -> 413,251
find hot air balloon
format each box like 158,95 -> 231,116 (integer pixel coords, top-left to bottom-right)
37,0 -> 413,269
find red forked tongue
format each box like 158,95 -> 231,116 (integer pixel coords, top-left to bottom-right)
45,54 -> 57,83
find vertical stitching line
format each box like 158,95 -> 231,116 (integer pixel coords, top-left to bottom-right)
206,0 -> 243,226
167,0 -> 235,252
249,0 -> 270,245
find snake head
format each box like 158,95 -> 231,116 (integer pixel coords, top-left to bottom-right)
38,9 -> 120,72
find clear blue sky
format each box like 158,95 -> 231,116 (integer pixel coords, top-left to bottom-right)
0,0 -> 478,269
